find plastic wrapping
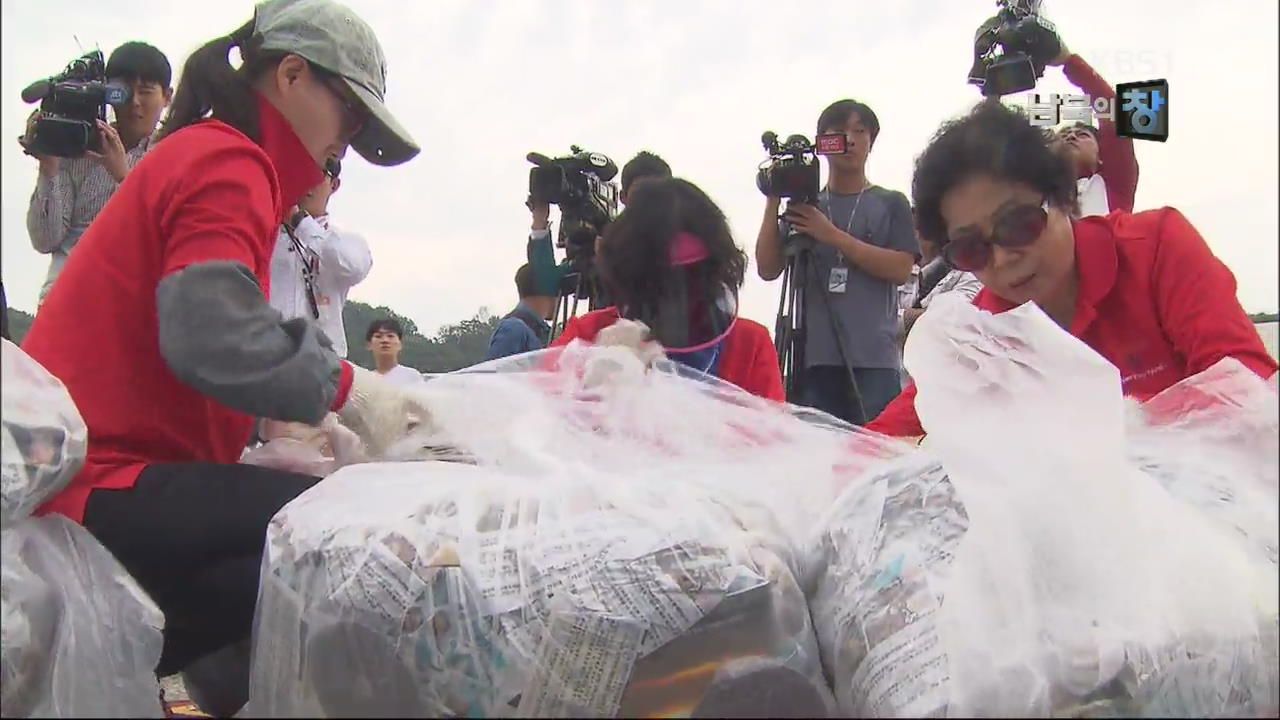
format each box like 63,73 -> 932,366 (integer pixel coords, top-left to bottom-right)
809,295 -> 1279,717
243,341 -> 901,718
1,340 -> 166,717
1,516 -> 166,718
1,339 -> 88,524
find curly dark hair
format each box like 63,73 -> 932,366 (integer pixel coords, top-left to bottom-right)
911,99 -> 1077,246
598,177 -> 746,313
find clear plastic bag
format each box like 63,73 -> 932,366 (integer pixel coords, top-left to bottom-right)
1,339 -> 88,525
243,341 -> 897,718
242,413 -> 367,477
0,515 -> 165,718
811,294 -> 1277,718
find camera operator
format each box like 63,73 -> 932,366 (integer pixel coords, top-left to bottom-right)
755,99 -> 917,426
485,264 -> 555,362
526,151 -> 673,307
271,157 -> 372,358
25,41 -> 173,306
1047,43 -> 1138,218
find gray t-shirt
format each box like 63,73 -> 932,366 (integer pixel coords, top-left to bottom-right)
783,185 -> 916,370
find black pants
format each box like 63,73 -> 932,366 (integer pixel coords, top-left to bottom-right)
83,462 -> 321,677
797,365 -> 903,427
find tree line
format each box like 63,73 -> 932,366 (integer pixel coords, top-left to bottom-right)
5,301 -> 503,373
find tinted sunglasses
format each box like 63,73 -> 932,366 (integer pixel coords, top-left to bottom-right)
941,199 -> 1050,272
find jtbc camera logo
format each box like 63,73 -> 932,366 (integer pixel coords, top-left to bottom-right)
1026,78 -> 1169,142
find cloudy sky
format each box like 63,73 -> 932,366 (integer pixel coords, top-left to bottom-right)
3,0 -> 1276,338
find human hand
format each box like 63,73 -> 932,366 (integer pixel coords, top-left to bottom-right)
784,203 -> 840,244
1046,42 -> 1071,67
23,111 -> 60,177
86,120 -> 128,183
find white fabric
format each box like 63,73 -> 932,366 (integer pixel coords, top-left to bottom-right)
269,214 -> 372,358
377,364 -> 426,387
919,269 -> 983,308
1076,173 -> 1111,218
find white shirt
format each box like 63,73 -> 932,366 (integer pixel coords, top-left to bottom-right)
269,214 -> 372,358
1076,174 -> 1111,218
377,364 -> 425,387
918,268 -> 984,308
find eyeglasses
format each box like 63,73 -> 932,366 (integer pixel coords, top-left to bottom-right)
314,67 -> 367,137
941,199 -> 1050,272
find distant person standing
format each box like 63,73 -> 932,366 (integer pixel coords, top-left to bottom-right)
366,318 -> 424,386
486,263 -> 555,361
26,41 -> 173,306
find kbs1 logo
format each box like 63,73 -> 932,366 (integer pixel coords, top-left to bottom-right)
1026,79 -> 1169,142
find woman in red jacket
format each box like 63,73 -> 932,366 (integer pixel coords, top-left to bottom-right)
20,0 -> 425,691
867,100 -> 1276,439
552,178 -> 785,402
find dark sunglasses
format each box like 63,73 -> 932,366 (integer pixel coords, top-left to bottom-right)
942,199 -> 1050,272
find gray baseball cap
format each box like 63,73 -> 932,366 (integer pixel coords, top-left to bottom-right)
253,0 -> 419,166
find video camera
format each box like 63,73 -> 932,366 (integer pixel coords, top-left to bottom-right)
19,50 -> 133,159
967,0 -> 1063,97
755,131 -> 848,205
526,146 -> 619,298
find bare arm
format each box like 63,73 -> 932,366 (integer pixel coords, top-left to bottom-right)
755,196 -> 785,281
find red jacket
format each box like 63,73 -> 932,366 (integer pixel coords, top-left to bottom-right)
868,207 -> 1277,438
551,308 -> 786,402
1064,54 -> 1139,214
22,98 -> 346,524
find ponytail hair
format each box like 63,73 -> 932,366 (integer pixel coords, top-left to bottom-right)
155,19 -> 287,145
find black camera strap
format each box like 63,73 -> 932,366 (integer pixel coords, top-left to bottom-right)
281,220 -> 321,320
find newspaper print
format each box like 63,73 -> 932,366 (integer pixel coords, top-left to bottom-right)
516,611 -> 645,717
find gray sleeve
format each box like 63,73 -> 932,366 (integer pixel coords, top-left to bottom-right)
156,260 -> 344,425
884,191 -> 919,255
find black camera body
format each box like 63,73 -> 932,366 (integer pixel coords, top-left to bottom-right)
968,0 -> 1062,98
20,50 -> 133,159
756,132 -> 822,205
527,146 -> 620,299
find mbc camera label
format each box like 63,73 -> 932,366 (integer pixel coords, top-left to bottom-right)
1025,78 -> 1168,142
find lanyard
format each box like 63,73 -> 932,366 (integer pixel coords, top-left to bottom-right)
821,184 -> 873,266
281,222 -> 321,320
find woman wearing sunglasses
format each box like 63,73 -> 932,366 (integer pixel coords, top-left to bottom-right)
20,0 -> 427,691
867,100 -> 1276,439
552,177 -> 785,402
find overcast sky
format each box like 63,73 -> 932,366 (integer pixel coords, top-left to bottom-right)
2,0 -> 1276,338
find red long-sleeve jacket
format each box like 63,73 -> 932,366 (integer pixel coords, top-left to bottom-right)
867,208 -> 1277,438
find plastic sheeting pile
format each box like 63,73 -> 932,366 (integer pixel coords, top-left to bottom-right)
245,343 -> 869,718
247,305 -> 1278,718
1,339 -> 165,718
810,297 -> 1278,717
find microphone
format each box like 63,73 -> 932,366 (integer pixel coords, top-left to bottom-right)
21,79 -> 52,104
526,152 -> 554,166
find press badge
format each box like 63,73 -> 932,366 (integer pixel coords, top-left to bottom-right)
828,267 -> 849,294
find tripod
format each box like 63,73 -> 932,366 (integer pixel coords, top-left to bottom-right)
773,225 -> 866,422
549,268 -> 608,341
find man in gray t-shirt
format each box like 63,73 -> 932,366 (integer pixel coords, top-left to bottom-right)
755,100 -> 917,426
